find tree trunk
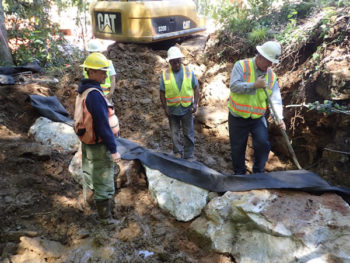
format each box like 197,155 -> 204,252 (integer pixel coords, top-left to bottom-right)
0,0 -> 14,66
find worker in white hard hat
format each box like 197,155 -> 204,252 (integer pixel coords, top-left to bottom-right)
159,46 -> 200,161
227,40 -> 286,175
84,39 -> 117,103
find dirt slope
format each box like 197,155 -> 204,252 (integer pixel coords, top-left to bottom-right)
1,6 -> 349,262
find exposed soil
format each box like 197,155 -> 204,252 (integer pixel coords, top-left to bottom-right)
1,6 -> 349,262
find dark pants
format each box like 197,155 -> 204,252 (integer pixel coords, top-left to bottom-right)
168,111 -> 194,158
228,113 -> 270,174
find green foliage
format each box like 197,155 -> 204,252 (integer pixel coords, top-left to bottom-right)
4,0 -> 68,67
3,0 -> 87,69
208,0 -> 295,60
210,0 -> 266,60
193,0 -> 210,16
276,0 -> 346,46
318,6 -> 337,40
315,0 -> 349,8
247,0 -> 273,18
307,100 -> 348,115
248,27 -> 267,46
276,7 -> 302,45
311,45 -> 323,63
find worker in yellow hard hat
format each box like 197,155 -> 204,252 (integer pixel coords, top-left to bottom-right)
228,41 -> 286,175
84,39 -> 116,103
75,52 -> 120,225
159,46 -> 200,161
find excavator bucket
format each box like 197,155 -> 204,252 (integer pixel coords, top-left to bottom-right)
90,0 -> 206,43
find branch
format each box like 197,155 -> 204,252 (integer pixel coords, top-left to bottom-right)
285,103 -> 350,115
324,148 -> 350,155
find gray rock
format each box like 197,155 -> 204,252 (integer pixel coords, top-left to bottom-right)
144,165 -> 209,222
190,190 -> 350,263
28,117 -> 79,154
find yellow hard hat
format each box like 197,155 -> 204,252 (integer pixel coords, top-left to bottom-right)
81,52 -> 109,70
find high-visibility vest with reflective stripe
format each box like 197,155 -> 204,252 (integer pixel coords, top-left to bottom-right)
228,59 -> 277,119
162,65 -> 193,107
83,61 -> 112,96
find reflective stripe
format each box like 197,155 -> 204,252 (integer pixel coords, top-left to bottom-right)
83,68 -> 111,95
229,96 -> 266,116
267,68 -> 273,90
184,66 -> 191,78
243,60 -> 252,82
165,97 -> 193,104
101,70 -> 111,95
101,86 -> 110,95
242,60 -> 246,80
227,58 -> 276,119
163,65 -> 193,107
164,66 -> 190,80
165,67 -> 171,81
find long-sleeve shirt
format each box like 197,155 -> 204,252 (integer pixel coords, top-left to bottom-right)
77,79 -> 117,153
229,57 -> 284,120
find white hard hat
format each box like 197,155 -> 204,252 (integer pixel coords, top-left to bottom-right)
167,46 -> 184,61
256,41 -> 281,63
87,39 -> 103,52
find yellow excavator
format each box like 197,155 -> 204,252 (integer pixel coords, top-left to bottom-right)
90,0 -> 206,43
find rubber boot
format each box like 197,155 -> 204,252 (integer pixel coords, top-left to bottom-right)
95,199 -> 119,226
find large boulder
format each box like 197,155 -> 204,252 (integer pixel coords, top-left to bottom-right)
189,189 -> 350,263
144,165 -> 209,222
28,117 -> 79,154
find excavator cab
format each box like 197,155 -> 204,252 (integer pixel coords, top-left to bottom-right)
90,0 -> 206,43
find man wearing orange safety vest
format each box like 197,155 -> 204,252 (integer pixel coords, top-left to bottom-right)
160,46 -> 200,161
76,52 -> 120,225
228,41 -> 286,175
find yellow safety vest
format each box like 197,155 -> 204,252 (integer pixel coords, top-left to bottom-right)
228,59 -> 277,119
83,60 -> 112,96
162,65 -> 193,107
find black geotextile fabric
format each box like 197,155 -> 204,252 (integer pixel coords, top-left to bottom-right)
28,94 -> 74,126
116,137 -> 350,202
26,95 -> 350,202
0,62 -> 43,75
0,62 -> 43,85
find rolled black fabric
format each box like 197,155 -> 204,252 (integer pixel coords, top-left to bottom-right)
23,92 -> 350,203
28,95 -> 74,126
0,62 -> 42,75
116,137 -> 350,202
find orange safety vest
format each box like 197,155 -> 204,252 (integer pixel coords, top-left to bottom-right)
162,65 -> 193,107
74,88 -> 119,144
228,59 -> 277,119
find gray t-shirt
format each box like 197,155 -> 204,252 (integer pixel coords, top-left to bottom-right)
159,66 -> 198,116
